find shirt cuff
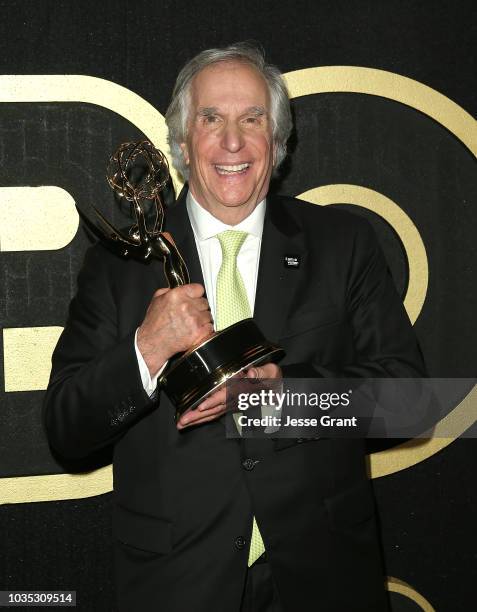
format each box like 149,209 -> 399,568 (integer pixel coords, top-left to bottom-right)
134,328 -> 167,397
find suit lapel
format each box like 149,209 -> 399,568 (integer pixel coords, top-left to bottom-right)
162,185 -> 205,288
254,195 -> 306,343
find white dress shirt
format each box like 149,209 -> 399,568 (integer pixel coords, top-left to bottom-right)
135,191 -> 266,396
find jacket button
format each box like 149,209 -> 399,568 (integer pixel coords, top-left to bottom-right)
235,536 -> 247,550
242,458 -> 259,471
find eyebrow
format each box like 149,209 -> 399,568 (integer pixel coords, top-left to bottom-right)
245,106 -> 267,116
197,107 -> 219,116
196,105 -> 268,117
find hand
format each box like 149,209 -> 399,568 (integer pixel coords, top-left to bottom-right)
243,362 -> 282,382
176,362 -> 282,430
137,283 -> 213,377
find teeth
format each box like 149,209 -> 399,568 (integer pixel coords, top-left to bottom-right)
215,163 -> 250,174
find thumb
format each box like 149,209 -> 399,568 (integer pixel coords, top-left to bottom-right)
153,287 -> 170,298
246,367 -> 260,379
182,283 -> 205,298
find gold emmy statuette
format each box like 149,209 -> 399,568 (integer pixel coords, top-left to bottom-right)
78,141 -> 284,416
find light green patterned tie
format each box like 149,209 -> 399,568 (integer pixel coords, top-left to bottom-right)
215,230 -> 266,567
215,230 -> 252,329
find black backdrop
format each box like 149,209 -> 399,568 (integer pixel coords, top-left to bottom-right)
0,1 -> 476,610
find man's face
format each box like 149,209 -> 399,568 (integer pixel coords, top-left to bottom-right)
180,61 -> 275,222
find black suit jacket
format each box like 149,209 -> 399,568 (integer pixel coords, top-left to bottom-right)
43,190 -> 425,612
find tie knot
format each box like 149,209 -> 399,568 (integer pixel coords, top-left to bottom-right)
216,230 -> 248,260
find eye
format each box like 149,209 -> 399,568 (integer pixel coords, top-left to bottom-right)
242,114 -> 266,128
204,115 -> 219,124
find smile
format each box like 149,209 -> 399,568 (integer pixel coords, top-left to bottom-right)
214,163 -> 251,175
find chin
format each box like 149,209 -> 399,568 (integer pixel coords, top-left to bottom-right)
219,201 -> 255,212
217,191 -> 257,208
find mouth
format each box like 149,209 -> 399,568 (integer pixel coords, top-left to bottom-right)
214,162 -> 251,175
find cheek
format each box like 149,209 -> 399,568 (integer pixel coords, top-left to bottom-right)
254,136 -> 273,161
194,140 -> 216,168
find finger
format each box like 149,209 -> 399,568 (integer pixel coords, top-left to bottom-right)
197,387 -> 227,412
182,283 -> 205,298
245,366 -> 262,380
178,401 -> 225,427
200,322 -> 215,337
245,365 -> 277,385
153,287 -> 170,298
190,410 -> 226,426
177,410 -> 225,429
195,298 -> 212,312
258,363 -> 281,379
196,310 -> 213,326
197,389 -> 226,413
193,403 -> 225,421
190,323 -> 214,347
245,363 -> 280,379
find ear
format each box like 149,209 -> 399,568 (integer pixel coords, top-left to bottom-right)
180,142 -> 190,165
272,142 -> 278,167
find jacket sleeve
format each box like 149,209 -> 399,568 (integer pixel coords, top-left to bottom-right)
42,244 -> 157,460
281,219 -> 427,379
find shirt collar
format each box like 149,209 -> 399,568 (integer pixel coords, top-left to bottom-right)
186,190 -> 266,241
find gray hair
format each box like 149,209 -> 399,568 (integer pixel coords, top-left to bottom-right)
165,42 -> 293,179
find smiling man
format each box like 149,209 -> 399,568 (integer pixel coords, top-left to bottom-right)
181,61 -> 274,222
44,43 -> 425,611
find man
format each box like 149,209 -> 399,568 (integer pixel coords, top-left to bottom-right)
44,43 -> 425,611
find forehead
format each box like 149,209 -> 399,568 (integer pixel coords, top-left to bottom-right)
189,61 -> 270,109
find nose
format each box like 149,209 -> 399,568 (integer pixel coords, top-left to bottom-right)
220,121 -> 245,153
